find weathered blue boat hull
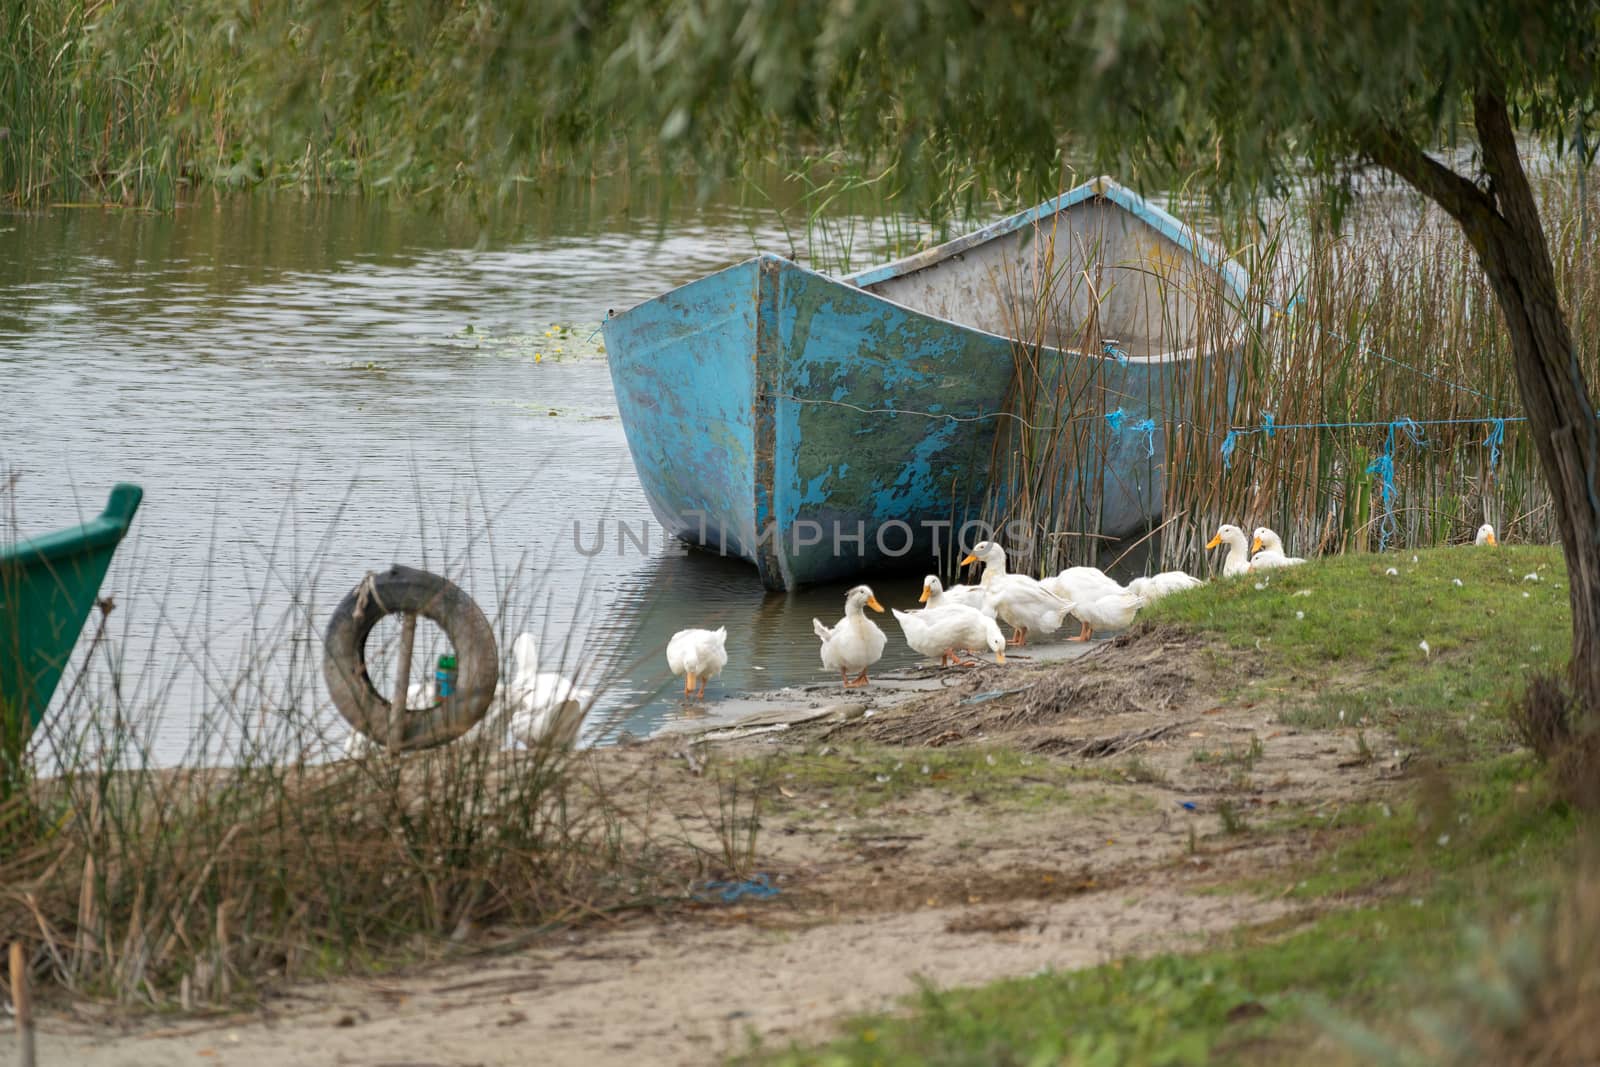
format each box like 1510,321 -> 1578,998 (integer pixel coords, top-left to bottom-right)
603,177 -> 1246,590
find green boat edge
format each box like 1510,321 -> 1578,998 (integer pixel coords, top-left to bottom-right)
1,483 -> 144,737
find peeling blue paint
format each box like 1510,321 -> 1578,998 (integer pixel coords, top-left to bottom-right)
799,465 -> 836,507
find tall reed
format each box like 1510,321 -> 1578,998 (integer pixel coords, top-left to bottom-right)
976,167 -> 1599,578
0,0 -> 621,207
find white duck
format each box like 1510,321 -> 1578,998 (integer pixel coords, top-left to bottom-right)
502,632 -> 594,748
666,626 -> 729,700
961,540 -> 1021,592
1041,566 -> 1126,640
1062,590 -> 1148,641
892,604 -> 1006,667
1042,565 -> 1125,602
962,541 -> 1070,646
1475,523 -> 1498,546
1127,571 -> 1203,601
813,585 -> 888,687
1205,524 -> 1253,577
377,633 -> 590,751
1249,527 -> 1306,571
920,573 -> 989,611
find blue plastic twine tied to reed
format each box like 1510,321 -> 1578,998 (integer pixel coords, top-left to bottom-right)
1366,417 -> 1426,550
1482,417 -> 1507,477
1132,417 -> 1157,458
1104,407 -> 1128,433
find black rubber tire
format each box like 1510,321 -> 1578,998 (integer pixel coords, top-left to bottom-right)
322,565 -> 498,751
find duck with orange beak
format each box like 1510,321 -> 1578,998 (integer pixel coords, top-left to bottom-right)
813,584 -> 888,687
1204,524 -> 1253,577
960,541 -> 1069,646
1475,523 -> 1498,546
917,573 -> 989,611
1249,527 -> 1306,570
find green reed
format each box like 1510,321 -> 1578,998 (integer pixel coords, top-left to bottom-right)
0,0 -> 617,208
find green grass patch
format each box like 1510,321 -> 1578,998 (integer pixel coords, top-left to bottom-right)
742,743 -> 1126,817
1146,545 -> 1568,758
1242,754 -> 1573,899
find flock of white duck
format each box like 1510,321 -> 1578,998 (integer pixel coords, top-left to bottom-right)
662,519 -> 1400,699
368,520 -> 1501,753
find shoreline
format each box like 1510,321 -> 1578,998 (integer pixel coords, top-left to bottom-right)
648,639 -> 1101,746
17,545 -> 1577,1065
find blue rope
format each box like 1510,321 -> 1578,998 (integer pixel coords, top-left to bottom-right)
1104,407 -> 1128,433
1369,451 -> 1395,543
586,308 -> 613,344
1227,414 -> 1526,437
1482,417 -> 1506,475
1391,416 -> 1426,449
1220,429 -> 1240,470
697,873 -> 781,904
1102,339 -> 1129,366
1363,418 -> 1427,550
1262,412 -> 1276,438
1132,417 -> 1157,458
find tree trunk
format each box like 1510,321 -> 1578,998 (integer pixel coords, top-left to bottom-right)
1365,89 -> 1600,714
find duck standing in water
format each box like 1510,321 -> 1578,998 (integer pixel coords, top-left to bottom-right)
813,584 -> 888,687
667,626 -> 729,701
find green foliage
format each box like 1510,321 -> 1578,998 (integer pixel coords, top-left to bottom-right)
11,1 -> 1594,210
1147,544 -> 1569,758
0,0 -> 623,205
255,0 -> 1600,210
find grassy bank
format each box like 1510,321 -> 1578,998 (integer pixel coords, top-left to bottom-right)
752,545 -> 1591,1065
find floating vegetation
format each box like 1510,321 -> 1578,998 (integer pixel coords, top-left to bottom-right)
449,322 -> 608,364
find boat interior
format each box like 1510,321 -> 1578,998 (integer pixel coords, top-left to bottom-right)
856,199 -> 1242,360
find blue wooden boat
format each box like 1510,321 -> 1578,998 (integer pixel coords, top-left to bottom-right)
602,176 -> 1248,590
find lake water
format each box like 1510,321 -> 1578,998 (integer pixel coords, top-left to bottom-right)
2,181 -> 968,763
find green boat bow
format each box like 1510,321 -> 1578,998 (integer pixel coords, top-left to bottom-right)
1,483 -> 144,738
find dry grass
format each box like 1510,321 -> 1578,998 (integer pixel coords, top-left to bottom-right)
0,479 -> 727,1009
